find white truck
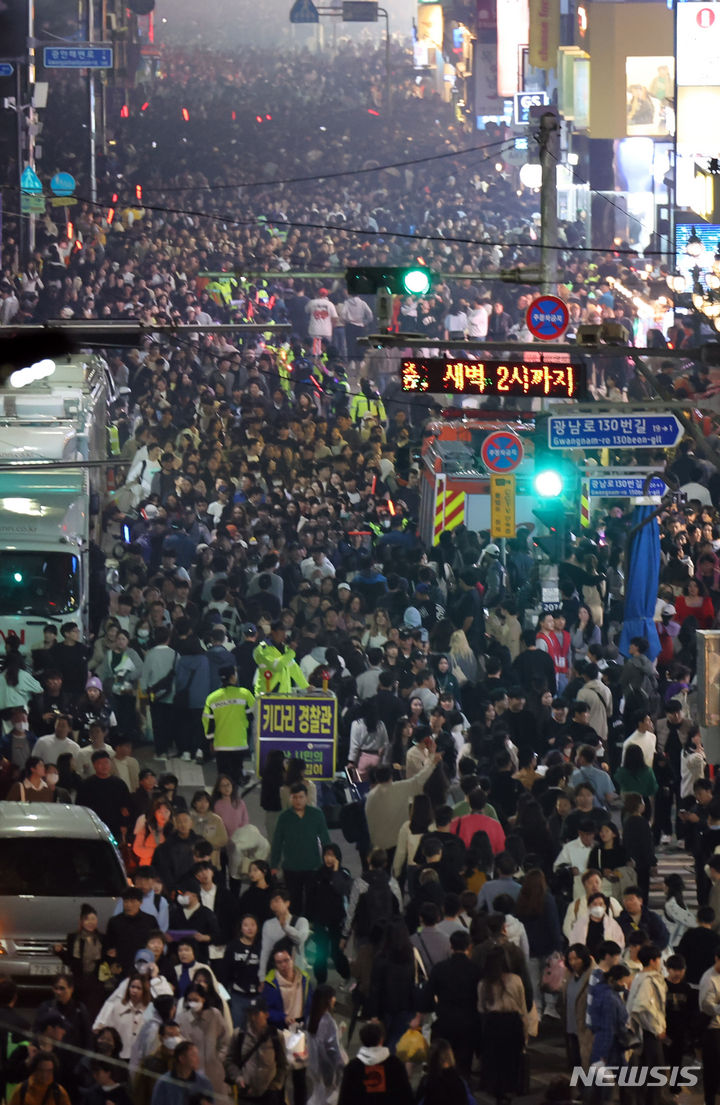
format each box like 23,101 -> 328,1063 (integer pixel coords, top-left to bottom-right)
0,353 -> 112,650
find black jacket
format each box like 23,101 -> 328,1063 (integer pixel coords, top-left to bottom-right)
76,775 -> 131,841
103,911 -> 157,975
168,903 -> 220,963
306,865 -> 352,929
428,952 -> 482,1034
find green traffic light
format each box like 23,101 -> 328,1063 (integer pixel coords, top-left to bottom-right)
402,268 -> 432,296
534,470 -> 563,498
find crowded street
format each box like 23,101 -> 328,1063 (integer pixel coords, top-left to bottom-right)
2,0 -> 720,1104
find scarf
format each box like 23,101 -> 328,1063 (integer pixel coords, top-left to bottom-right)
72,930 -> 102,975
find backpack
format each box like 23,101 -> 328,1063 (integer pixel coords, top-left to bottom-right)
234,1026 -> 288,1092
354,869 -> 398,939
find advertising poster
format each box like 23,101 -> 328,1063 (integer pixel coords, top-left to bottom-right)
626,56 -> 675,137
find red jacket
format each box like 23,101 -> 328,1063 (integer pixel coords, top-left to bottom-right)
449,811 -> 506,853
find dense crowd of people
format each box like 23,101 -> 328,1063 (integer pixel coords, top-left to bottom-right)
2,12 -> 720,1105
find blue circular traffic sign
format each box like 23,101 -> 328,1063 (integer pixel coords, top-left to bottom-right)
481,430 -> 524,473
50,172 -> 76,198
526,295 -> 569,341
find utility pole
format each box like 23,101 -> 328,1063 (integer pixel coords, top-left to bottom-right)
538,109 -> 559,295
87,0 -> 97,203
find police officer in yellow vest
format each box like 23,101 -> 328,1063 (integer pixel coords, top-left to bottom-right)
202,666 -> 255,784
349,378 -> 386,425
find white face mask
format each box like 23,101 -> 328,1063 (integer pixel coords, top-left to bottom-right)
187,1001 -> 202,1012
46,774 -> 59,786
177,894 -> 190,907
589,905 -> 606,920
17,721 -> 29,731
164,1036 -> 182,1051
136,962 -> 151,975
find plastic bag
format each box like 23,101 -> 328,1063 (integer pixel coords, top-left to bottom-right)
395,1027 -> 429,1065
281,1027 -> 308,1069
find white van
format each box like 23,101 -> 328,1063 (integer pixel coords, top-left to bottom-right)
0,802 -> 128,990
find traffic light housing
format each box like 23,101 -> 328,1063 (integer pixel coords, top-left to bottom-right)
345,266 -> 433,297
531,416 -> 576,559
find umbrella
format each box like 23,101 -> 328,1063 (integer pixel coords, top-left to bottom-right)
618,503 -> 661,660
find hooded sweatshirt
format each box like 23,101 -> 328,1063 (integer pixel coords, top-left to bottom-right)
338,1045 -> 414,1105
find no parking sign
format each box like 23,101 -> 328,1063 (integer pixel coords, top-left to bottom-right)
526,295 -> 569,341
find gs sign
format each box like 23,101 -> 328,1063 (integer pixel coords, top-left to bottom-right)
514,90 -> 549,125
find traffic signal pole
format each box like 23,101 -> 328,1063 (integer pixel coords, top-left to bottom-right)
539,111 -> 559,295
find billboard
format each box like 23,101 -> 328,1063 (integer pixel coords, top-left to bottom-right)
675,222 -> 720,290
677,2 -> 720,87
497,0 -> 529,95
626,56 -> 675,137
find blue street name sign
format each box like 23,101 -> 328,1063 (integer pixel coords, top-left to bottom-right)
290,0 -> 320,21
548,413 -> 683,450
43,46 -> 113,69
0,63 -> 14,77
588,475 -> 668,497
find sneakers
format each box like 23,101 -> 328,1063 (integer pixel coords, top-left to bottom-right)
661,834 -> 672,845
181,751 -> 192,762
195,749 -> 204,764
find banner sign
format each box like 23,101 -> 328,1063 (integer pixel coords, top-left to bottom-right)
256,691 -> 337,781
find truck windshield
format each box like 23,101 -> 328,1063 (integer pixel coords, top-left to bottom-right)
0,552 -> 79,617
0,838 -> 126,896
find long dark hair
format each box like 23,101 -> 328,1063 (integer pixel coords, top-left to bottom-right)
422,1040 -> 468,1105
479,946 -> 509,1005
379,919 -> 413,965
211,774 -> 240,808
308,984 -> 335,1035
515,869 -> 548,920
574,604 -> 597,643
409,794 -> 433,835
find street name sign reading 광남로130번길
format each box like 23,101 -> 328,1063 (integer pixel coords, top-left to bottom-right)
548,413 -> 683,450
588,474 -> 669,497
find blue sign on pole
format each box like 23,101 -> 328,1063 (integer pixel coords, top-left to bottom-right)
0,63 -> 14,77
290,0 -> 319,21
20,166 -> 42,195
50,172 -> 76,198
588,475 -> 668,497
548,414 -> 683,450
43,46 -> 113,69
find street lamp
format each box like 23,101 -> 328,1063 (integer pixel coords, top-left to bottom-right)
686,226 -> 703,258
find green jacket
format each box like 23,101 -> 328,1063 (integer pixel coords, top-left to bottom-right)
270,805 -> 331,871
202,684 -> 255,750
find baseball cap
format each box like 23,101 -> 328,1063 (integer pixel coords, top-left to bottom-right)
134,949 -> 154,964
247,996 -> 269,1014
241,623 -> 258,636
662,604 -> 676,616
337,582 -> 351,592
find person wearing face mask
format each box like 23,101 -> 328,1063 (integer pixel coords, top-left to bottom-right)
93,974 -> 152,1058
0,706 -> 37,775
133,950 -> 174,999
168,881 -> 220,965
588,963 -> 633,1076
131,1020 -> 183,1105
176,984 -> 229,1098
568,892 -> 625,958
